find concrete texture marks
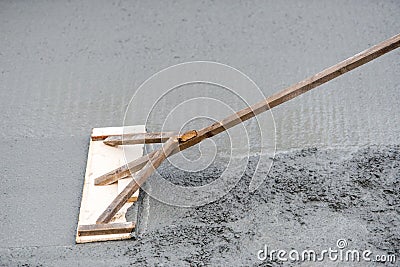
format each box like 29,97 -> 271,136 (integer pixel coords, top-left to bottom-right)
0,0 -> 399,266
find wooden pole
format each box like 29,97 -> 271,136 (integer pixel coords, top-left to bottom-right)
95,33 -> 400,186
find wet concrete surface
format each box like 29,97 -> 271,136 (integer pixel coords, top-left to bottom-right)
0,0 -> 399,266
1,146 -> 399,266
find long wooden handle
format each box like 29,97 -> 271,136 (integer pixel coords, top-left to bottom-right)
194,33 -> 400,140
95,33 -> 400,186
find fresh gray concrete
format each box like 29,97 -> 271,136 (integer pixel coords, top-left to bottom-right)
0,0 -> 399,266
